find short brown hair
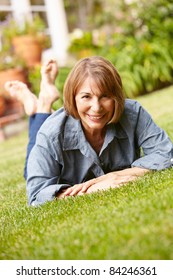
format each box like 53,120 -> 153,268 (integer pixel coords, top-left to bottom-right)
63,56 -> 125,123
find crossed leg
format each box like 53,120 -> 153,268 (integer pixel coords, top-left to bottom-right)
4,59 -> 60,115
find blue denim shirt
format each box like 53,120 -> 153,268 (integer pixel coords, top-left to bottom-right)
27,99 -> 173,206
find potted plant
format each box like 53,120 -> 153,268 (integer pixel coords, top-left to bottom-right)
0,50 -> 28,93
1,14 -> 49,67
0,14 -> 49,117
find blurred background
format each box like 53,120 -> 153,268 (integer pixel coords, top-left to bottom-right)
0,0 -> 173,140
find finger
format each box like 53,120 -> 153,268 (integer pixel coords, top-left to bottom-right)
77,191 -> 85,196
63,184 -> 83,196
69,184 -> 84,196
63,186 -> 74,196
81,178 -> 97,192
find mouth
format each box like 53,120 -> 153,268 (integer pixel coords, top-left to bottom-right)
87,114 -> 104,121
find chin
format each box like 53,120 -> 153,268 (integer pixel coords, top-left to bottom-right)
88,122 -> 105,129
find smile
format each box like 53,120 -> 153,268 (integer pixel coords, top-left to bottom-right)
87,114 -> 104,120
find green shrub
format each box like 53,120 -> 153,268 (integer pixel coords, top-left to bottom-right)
114,38 -> 173,97
68,0 -> 173,97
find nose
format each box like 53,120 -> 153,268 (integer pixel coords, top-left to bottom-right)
91,98 -> 102,112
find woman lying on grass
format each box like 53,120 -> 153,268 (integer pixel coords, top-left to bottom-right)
5,56 -> 173,206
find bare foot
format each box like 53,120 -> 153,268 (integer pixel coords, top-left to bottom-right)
37,59 -> 60,113
4,81 -> 37,116
41,59 -> 59,84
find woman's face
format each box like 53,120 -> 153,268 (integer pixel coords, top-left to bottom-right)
75,77 -> 115,134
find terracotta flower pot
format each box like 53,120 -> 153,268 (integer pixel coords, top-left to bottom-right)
13,35 -> 42,67
0,96 -> 6,117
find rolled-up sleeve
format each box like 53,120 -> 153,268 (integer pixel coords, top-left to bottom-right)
131,102 -> 173,170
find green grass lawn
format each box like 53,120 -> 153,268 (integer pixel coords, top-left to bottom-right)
0,86 -> 173,260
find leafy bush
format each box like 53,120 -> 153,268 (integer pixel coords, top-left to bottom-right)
112,38 -> 173,97
68,0 -> 173,97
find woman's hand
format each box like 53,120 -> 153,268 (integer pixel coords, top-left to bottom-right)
61,167 -> 149,198
61,173 -> 134,197
60,182 -> 88,197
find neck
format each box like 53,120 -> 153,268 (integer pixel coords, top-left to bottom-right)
84,126 -> 106,138
83,126 -> 106,154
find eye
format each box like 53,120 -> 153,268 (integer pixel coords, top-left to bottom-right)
81,95 -> 90,99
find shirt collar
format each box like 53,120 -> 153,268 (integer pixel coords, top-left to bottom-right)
63,115 -> 128,152
63,115 -> 87,151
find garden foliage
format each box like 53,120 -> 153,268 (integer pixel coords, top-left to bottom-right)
68,0 -> 173,97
